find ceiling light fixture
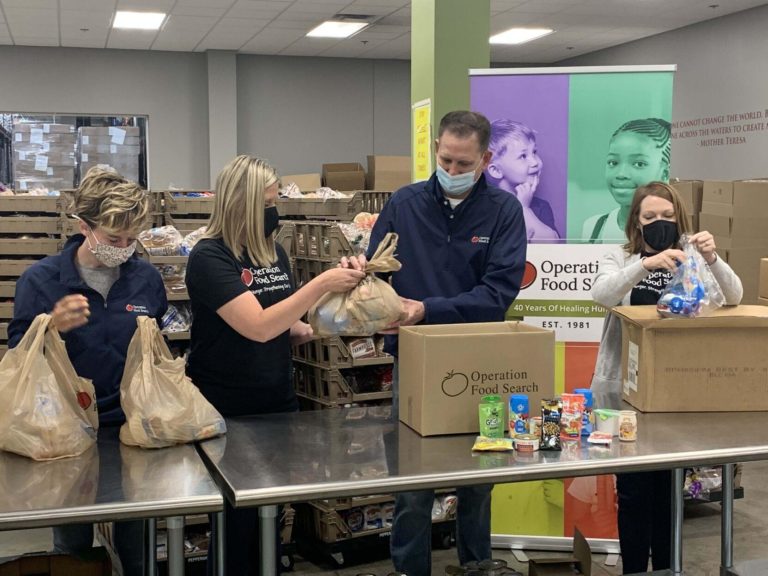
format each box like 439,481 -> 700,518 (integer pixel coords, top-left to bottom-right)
113,11 -> 166,30
306,20 -> 368,39
490,27 -> 554,45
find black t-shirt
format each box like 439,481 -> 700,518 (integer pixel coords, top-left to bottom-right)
631,253 -> 674,305
185,238 -> 297,416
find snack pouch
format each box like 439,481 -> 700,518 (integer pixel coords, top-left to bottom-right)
0,314 -> 98,460
657,235 -> 725,318
119,316 -> 226,448
308,233 -> 404,336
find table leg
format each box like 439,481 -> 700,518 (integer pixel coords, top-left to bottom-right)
145,518 -> 157,576
721,463 -> 735,576
166,516 -> 185,576
212,510 -> 225,576
672,468 -> 684,575
259,505 -> 278,576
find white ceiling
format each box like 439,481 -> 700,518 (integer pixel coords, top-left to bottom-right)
0,0 -> 765,63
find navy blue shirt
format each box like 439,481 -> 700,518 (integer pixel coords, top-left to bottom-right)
8,235 -> 168,426
367,173 -> 528,354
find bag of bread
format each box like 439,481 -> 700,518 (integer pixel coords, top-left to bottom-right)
308,233 -> 404,337
0,314 -> 98,461
119,316 -> 226,448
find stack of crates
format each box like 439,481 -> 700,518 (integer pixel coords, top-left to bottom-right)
279,190 -> 395,410
11,122 -> 77,192
0,193 -> 69,358
160,189 -> 214,234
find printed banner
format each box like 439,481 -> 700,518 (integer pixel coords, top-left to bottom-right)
412,99 -> 432,182
472,66 -> 674,541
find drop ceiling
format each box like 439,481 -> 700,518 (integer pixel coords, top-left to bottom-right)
0,0 -> 765,63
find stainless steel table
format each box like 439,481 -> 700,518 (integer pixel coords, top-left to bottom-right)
0,426 -> 223,576
198,408 -> 768,576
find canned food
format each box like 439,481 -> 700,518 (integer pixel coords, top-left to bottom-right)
513,433 -> 540,453
619,410 -> 637,442
529,416 -> 542,439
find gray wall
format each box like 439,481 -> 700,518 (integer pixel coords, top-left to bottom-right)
236,55 -> 410,175
559,5 -> 768,181
0,45 -> 210,189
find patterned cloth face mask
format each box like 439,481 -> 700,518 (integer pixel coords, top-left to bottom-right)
73,215 -> 136,268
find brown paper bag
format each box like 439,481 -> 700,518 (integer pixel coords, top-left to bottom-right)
119,316 -> 226,448
308,233 -> 404,336
0,314 -> 98,461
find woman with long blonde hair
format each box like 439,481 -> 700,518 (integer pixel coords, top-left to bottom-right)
185,155 -> 364,574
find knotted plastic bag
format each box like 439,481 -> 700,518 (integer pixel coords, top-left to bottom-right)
308,233 -> 405,336
119,316 -> 226,448
0,314 -> 98,460
657,235 -> 725,318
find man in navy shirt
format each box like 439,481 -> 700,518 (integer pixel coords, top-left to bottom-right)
358,110 -> 528,576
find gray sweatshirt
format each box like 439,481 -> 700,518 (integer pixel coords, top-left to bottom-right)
589,247 -> 743,410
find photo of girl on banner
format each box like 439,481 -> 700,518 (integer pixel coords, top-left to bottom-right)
566,71 -> 674,243
582,118 -> 672,243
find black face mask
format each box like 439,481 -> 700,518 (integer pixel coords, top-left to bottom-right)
642,219 -> 679,252
264,206 -> 280,237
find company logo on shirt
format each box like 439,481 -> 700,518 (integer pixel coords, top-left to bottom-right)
471,236 -> 490,244
241,268 -> 254,287
125,304 -> 150,314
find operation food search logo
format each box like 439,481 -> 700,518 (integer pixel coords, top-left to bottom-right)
521,261 -> 537,290
471,236 -> 490,244
441,368 -> 537,396
125,304 -> 150,314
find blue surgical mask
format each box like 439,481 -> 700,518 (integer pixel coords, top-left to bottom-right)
436,163 -> 480,197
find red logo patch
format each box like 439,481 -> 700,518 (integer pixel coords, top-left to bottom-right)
241,268 -> 254,287
125,304 -> 134,312
521,261 -> 537,290
77,391 -> 92,410
471,236 -> 480,244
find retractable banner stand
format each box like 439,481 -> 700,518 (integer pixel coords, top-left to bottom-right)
470,65 -> 675,549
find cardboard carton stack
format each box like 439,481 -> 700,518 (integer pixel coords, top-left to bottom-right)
699,180 -> 768,304
671,180 -> 703,232
78,126 -> 140,183
322,163 -> 366,191
11,122 -> 76,192
366,155 -> 410,191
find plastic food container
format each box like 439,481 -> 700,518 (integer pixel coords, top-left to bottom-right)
593,408 -> 621,436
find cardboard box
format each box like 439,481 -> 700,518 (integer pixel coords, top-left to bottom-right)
398,322 -> 555,436
0,550 -> 111,576
672,180 -> 703,214
281,173 -> 321,192
79,144 -> 140,155
79,135 -> 140,146
760,258 -> 768,299
322,162 -> 366,191
366,155 -> 411,191
701,180 -> 768,218
614,305 -> 768,412
12,123 -> 75,134
700,213 -> 768,239
528,529 -> 612,575
726,248 -> 768,304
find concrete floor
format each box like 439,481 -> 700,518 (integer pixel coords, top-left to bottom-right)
1,461 -> 767,575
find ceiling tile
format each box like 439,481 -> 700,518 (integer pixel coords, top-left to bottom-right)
4,8 -> 58,37
61,35 -> 108,48
60,0 -> 115,9
116,0 -> 175,9
238,26 -> 304,52
375,6 -> 409,26
170,6 -> 226,18
13,36 -> 60,46
106,28 -> 157,49
226,1 -> 285,19
2,0 -> 56,8
161,14 -> 213,32
152,28 -> 208,51
174,0 -> 236,7
279,36 -> 338,56
60,10 -> 113,30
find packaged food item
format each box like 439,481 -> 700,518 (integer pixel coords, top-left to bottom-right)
363,505 -> 382,530
587,431 -> 613,445
344,508 -> 364,532
180,225 -> 206,255
138,225 -> 183,256
346,337 -> 377,359
619,410 -> 637,442
540,398 -> 563,451
431,497 -> 444,520
381,502 -> 395,527
508,393 -> 529,438
529,416 -> 542,439
441,494 -> 458,518
561,393 -> 585,439
573,388 -> 594,437
513,433 -> 539,453
594,408 -> 621,436
478,395 -> 504,439
471,436 -> 514,452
